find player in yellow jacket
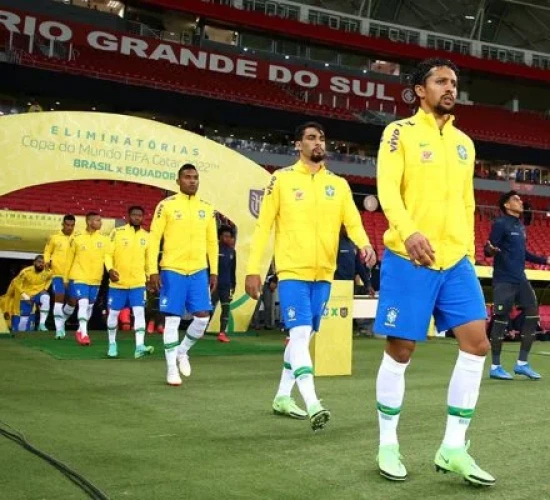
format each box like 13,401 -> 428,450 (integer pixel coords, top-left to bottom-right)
44,214 -> 76,339
12,255 -> 52,332
373,58 -> 493,486
65,212 -> 110,346
149,164 -> 219,386
245,122 -> 376,431
104,206 -> 154,359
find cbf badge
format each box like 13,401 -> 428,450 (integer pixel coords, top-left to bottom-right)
198,210 -> 205,219
457,145 -> 468,160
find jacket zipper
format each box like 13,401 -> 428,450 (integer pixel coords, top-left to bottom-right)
312,173 -> 318,280
440,128 -> 447,271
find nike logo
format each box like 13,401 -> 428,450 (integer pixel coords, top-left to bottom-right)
440,455 -> 450,464
419,142 -> 429,147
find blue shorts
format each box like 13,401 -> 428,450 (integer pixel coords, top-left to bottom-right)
374,250 -> 486,341
20,292 -> 48,316
108,287 -> 146,310
159,269 -> 212,316
51,277 -> 67,295
68,281 -> 100,303
278,280 -> 331,332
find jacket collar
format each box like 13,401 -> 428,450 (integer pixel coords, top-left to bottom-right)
176,192 -> 197,201
414,108 -> 455,131
294,159 -> 327,175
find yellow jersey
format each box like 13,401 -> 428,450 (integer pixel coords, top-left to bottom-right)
247,160 -> 370,282
13,266 -> 52,297
67,231 -> 110,285
377,108 -> 476,270
149,193 -> 219,276
44,231 -> 74,280
105,224 -> 150,289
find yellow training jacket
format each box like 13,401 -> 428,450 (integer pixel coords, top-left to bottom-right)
67,231 -> 110,285
44,231 -> 74,280
13,266 -> 52,297
247,160 -> 370,282
377,108 -> 476,270
105,225 -> 150,289
149,193 -> 219,276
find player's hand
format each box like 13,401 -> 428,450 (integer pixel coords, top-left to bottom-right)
21,293 -> 30,301
109,269 -> 120,282
209,274 -> 218,293
485,240 -> 500,256
359,245 -> 377,268
404,232 -> 435,267
148,274 -> 161,293
45,263 -> 51,271
367,286 -> 376,297
245,275 -> 262,300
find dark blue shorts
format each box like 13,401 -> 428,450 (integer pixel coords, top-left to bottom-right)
374,250 -> 486,341
108,287 -> 146,310
278,279 -> 331,332
159,269 -> 212,316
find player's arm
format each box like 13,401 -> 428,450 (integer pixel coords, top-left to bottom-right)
64,238 -> 76,282
341,179 -> 376,267
206,212 -> 219,276
148,201 -> 167,291
105,230 -> 119,282
43,236 -> 54,270
377,124 -> 433,265
246,174 -> 280,299
463,147 -> 476,263
484,220 -> 505,256
231,250 -> 237,293
43,272 -> 53,292
525,249 -> 548,265
13,269 -> 28,299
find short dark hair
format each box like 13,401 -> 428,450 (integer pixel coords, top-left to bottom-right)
411,58 -> 459,88
34,254 -> 44,262
128,205 -> 144,215
219,225 -> 234,238
294,121 -> 325,141
86,211 -> 100,219
178,164 -> 197,177
499,190 -> 518,213
63,214 -> 75,222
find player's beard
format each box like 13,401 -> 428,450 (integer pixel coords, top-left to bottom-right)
310,151 -> 326,163
434,96 -> 455,116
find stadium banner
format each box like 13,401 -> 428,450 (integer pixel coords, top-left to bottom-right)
0,210 -> 119,253
310,280 -> 354,376
0,112 -> 272,333
0,8 -> 410,102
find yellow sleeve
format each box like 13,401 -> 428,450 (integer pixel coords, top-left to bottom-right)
65,238 -> 76,281
148,201 -> 167,275
342,179 -> 370,248
247,174 -> 280,275
207,211 -> 219,275
464,144 -> 476,263
43,272 -> 53,291
44,235 -> 54,265
13,269 -> 26,295
377,124 -> 418,242
104,230 -> 116,272
144,234 -> 151,278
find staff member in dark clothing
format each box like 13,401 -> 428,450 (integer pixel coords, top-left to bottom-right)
335,227 -> 372,286
211,226 -> 236,343
484,191 -> 549,380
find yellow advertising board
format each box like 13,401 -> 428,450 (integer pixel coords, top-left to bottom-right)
0,112 -> 272,332
0,210 -> 118,253
310,280 -> 354,376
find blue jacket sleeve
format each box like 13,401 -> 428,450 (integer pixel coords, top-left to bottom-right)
355,252 -> 371,286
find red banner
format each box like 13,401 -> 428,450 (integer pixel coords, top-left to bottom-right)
0,7 -> 415,103
144,0 -> 550,85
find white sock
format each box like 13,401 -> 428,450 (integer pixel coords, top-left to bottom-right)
39,294 -> 50,326
376,351 -> 409,446
517,360 -> 528,366
132,306 -> 146,347
289,325 -> 318,410
107,309 -> 119,344
53,303 -> 65,332
490,364 -> 500,370
163,316 -> 181,369
276,341 -> 295,398
19,316 -> 29,331
178,316 -> 209,356
78,299 -> 89,337
63,304 -> 75,320
87,303 -> 94,321
442,350 -> 486,448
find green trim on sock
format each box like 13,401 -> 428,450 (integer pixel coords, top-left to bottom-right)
164,341 -> 179,350
376,402 -> 401,416
186,333 -> 200,341
135,328 -> 145,333
284,362 -> 292,370
53,315 -> 64,319
447,406 -> 475,419
77,317 -> 87,322
294,366 -> 313,378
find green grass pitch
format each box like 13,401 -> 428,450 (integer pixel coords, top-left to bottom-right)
1,332 -> 550,499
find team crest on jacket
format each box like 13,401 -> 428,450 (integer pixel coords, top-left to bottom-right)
325,185 -> 335,197
198,210 -> 206,219
457,145 -> 468,160
249,189 -> 264,218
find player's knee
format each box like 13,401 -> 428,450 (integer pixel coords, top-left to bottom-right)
467,336 -> 490,357
386,338 -> 415,363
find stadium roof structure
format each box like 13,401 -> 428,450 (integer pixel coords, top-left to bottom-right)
297,0 -> 550,53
